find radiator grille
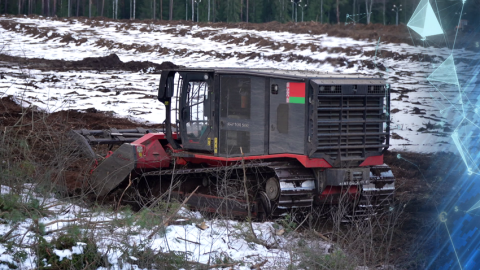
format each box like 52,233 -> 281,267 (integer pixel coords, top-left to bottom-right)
368,85 -> 385,94
319,85 -> 342,94
315,95 -> 387,160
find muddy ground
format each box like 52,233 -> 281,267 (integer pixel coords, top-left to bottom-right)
3,14 -> 479,50
0,53 -> 178,73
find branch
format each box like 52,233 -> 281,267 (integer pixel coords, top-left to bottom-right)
116,173 -> 132,213
148,185 -> 200,239
43,218 -> 80,227
313,230 -> 331,242
240,147 -> 257,240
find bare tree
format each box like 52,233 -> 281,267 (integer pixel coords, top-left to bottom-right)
352,0 -> 356,23
169,0 -> 173,20
336,0 -> 339,24
365,0 -> 373,24
383,0 -> 385,25
320,0 -> 323,23
246,0 -> 249,22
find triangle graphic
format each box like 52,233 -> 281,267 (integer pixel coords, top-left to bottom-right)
427,54 -> 459,86
408,0 -> 429,23
408,16 -> 426,29
409,26 -> 425,37
408,5 -> 427,30
468,199 -> 480,212
407,0 -> 443,38
423,2 -> 443,37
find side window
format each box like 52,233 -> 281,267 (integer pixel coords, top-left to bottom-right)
185,81 -> 209,140
220,77 -> 251,119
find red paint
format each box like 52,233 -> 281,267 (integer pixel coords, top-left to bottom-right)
105,150 -> 114,159
359,155 -> 383,166
134,132 -> 178,140
89,159 -> 99,174
131,133 -> 171,169
175,157 -> 188,166
183,153 -> 333,168
317,185 -> 360,203
287,82 -> 306,98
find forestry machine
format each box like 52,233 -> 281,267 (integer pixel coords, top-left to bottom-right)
71,68 -> 395,219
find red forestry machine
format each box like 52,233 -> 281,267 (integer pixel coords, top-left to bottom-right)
71,68 -> 395,219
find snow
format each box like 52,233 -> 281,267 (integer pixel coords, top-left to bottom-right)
381,170 -> 395,178
0,17 -> 468,153
301,180 -> 315,189
0,184 -> 330,269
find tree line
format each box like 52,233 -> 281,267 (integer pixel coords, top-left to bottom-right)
0,0 -> 477,28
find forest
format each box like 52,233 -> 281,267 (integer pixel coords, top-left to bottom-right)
0,0 -> 477,29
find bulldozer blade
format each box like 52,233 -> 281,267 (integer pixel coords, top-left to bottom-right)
90,144 -> 136,197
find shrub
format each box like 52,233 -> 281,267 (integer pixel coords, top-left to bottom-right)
297,248 -> 356,270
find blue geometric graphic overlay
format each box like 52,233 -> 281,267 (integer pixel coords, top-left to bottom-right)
407,0 -> 443,39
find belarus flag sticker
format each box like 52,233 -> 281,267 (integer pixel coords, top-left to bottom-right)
286,82 -> 306,104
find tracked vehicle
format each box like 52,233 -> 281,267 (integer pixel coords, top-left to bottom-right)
72,68 -> 395,218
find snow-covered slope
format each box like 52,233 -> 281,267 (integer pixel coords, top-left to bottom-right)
0,15 -> 470,152
0,185 -> 330,270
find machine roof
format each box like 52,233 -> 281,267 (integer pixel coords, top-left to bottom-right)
170,67 -> 386,83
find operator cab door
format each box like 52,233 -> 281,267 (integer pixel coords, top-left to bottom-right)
218,75 -> 266,157
269,79 -> 306,155
179,72 -> 214,152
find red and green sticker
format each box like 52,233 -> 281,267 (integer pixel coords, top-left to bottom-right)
286,82 -> 306,104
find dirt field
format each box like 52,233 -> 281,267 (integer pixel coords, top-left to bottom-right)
4,13 -> 477,47
0,53 -> 178,73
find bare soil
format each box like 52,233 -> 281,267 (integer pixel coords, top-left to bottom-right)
0,53 -> 178,72
4,13 -> 479,51
0,95 -> 162,192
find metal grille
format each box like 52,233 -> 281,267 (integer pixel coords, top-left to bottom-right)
318,85 -> 342,94
315,95 -> 387,160
368,85 -> 385,94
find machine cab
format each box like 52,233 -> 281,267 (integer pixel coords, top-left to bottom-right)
159,68 -> 283,157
